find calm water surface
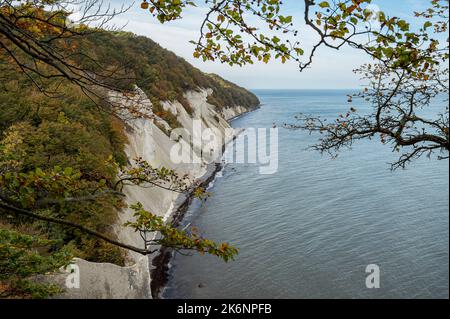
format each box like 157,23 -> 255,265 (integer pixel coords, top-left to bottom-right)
164,90 -> 449,299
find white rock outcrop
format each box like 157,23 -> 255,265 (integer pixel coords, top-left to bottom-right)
51,87 -> 257,299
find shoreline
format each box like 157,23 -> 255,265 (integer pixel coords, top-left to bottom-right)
226,105 -> 262,122
150,106 -> 258,299
150,161 -> 224,299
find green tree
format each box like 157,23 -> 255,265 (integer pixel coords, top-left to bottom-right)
0,0 -> 131,98
0,228 -> 72,298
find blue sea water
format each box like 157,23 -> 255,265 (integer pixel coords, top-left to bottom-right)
164,90 -> 449,299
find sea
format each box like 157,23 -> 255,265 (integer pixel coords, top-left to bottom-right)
164,89 -> 449,299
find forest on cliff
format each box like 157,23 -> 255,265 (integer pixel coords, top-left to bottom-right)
0,4 -> 256,298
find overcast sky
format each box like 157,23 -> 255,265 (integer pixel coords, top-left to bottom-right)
102,0 -> 432,90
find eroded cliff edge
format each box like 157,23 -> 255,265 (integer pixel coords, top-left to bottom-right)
50,85 -> 258,299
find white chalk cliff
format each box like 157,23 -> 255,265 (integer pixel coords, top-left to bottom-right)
52,86 -> 257,299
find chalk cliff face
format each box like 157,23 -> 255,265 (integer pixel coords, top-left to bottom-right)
115,87 -> 252,263
53,86 -> 258,299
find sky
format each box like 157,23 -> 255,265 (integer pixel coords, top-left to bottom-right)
98,0 -> 433,90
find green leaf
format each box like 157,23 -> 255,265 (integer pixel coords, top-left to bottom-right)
64,167 -> 73,176
423,21 -> 433,29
